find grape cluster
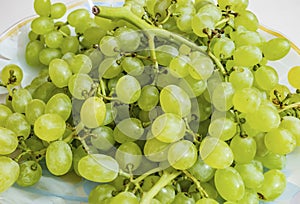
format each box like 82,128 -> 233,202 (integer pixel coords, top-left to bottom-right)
1,0 -> 300,203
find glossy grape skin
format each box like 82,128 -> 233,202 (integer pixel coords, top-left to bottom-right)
187,158 -> 215,182
49,58 -> 72,88
113,118 -> 144,143
0,64 -> 23,86
114,27 -> 141,52
0,127 -> 18,155
31,16 -> 54,35
45,93 -> 72,121
288,66 -> 300,89
5,112 -> 31,139
68,73 -> 94,100
115,75 -> 141,104
50,3 -> 66,19
16,161 -> 42,187
88,184 -> 117,204
91,126 -> 115,151
0,104 -> 12,124
25,40 -> 44,67
144,137 -> 170,162
233,45 -> 262,67
262,38 -> 291,61
230,135 -> 257,164
208,117 -> 237,141
0,156 -> 20,193
34,0 -> 51,16
280,116 -> 300,145
110,192 -> 139,204
137,85 -> 159,111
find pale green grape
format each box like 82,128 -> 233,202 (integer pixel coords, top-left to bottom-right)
234,10 -> 259,31
31,16 -> 54,35
200,136 -> 234,169
255,152 -> 286,170
137,85 -> 159,111
262,38 -> 291,61
0,127 -> 18,155
91,126 -> 115,151
46,140 -> 72,176
50,3 -> 66,19
254,65 -> 279,91
280,116 -> 300,146
217,0 -> 249,11
72,145 -> 87,176
288,66 -> 300,89
67,9 -> 90,28
257,169 -> 286,201
98,57 -> 123,79
212,37 -> 235,59
144,137 -> 170,162
81,26 -> 106,48
60,36 -> 79,54
115,75 -> 141,104
172,192 -> 195,204
80,96 -> 106,128
229,67 -> 253,90
196,198 -> 218,204
88,184 -> 116,204
11,88 -> 32,113
0,104 -> 12,125
34,0 -> 51,16
168,140 -> 197,170
16,161 -> 42,187
109,192 -> 139,204
45,30 -> 64,48
5,113 -> 31,139
151,113 -> 186,143
232,87 -> 261,113
69,54 -> 92,74
264,127 -> 296,155
32,81 -> 58,102
196,94 -> 213,121
25,40 -> 44,66
214,167 -> 245,201
0,156 -> 20,193
192,14 -> 215,37
254,132 -> 269,157
0,64 -> 23,86
113,118 -> 144,143
102,103 -> 116,125
237,189 -> 259,204
156,45 -> 179,66
25,99 -> 45,125
68,73 -> 93,100
233,45 -> 262,66
99,36 -> 120,56
34,113 -> 66,141
198,3 -> 222,22
169,55 -> 191,78
114,27 -> 141,52
39,48 -> 62,66
234,31 -> 262,47
141,175 -> 160,191
121,57 -> 144,76
45,93 -> 72,121
49,58 -> 72,88
160,84 -> 191,117
155,185 -> 175,204
230,136 -> 257,164
211,82 -> 235,111
189,53 -> 214,81
187,158 -> 215,182
208,117 -> 237,141
175,7 -> 194,33
115,141 -> 142,172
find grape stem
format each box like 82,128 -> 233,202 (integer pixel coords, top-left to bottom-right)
278,102 -> 300,113
182,170 -> 208,198
208,51 -> 228,76
140,170 -> 181,204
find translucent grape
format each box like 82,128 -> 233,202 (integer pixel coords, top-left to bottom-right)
137,85 -> 159,111
169,55 -> 191,78
24,99 -> 45,125
45,93 -> 72,121
254,65 -> 279,91
288,66 -> 300,89
280,116 -> 300,145
113,118 -> 144,143
232,87 -> 261,113
234,10 -> 259,31
50,3 -> 66,19
69,54 -> 92,74
156,45 -> 179,66
16,161 -> 42,187
88,184 -> 116,204
114,27 -> 141,52
12,88 -> 32,113
180,75 -> 207,98
233,45 -> 262,67
155,185 -> 176,203
110,192 -> 139,204
25,40 -> 44,66
255,152 -> 286,170
0,104 -> 12,124
0,156 -> 20,193
91,126 -> 115,151
234,31 -> 262,47
39,48 -> 62,66
212,37 -> 235,59
68,73 -> 93,100
5,113 -> 31,139
217,0 -> 249,11
0,127 -> 18,155
34,0 -> 51,16
67,9 -> 90,28
80,97 -> 106,128
230,135 -> 257,164
192,14 -> 215,37
211,82 -> 235,111
99,36 -> 120,56
188,158 -> 215,182
196,198 -> 218,204
208,117 -> 237,141
98,57 -> 123,79
189,53 -> 214,80
229,67 -> 253,90
115,75 -> 141,104
45,30 -> 64,48
0,64 -> 23,86
49,58 -> 72,88
31,16 -> 54,35
60,36 -> 79,54
121,57 -> 144,76
144,138 -> 170,162
262,38 -> 291,61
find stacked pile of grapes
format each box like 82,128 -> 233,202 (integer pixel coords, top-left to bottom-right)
1,0 -> 300,203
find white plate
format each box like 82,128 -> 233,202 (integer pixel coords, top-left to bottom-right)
0,1 -> 300,204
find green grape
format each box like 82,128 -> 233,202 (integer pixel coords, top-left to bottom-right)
81,26 -> 106,48
234,161 -> 264,189
144,137 -> 170,162
28,30 -> 39,41
121,57 -> 144,76
114,27 -> 141,52
67,8 -> 90,28
56,21 -> 71,36
264,127 -> 296,155
11,88 -> 32,113
102,103 -> 116,125
234,31 -> 262,47
214,167 -> 245,201
80,96 -> 106,128
230,136 -> 257,164
16,161 -> 42,187
257,169 -> 286,201
200,136 -> 234,169
0,156 -> 20,193
156,45 -> 179,66
115,141 -> 142,172
288,66 -> 300,89
34,113 -> 66,141
168,140 -> 197,170
212,37 -> 235,59
254,65 -> 279,91
84,47 -> 104,69
172,192 -> 195,204
237,189 -> 259,204
189,182 -> 218,201
211,82 -> 235,111
246,103 -> 280,132
49,58 -> 72,88
160,84 -> 191,117
137,85 -> 159,111
60,36 -> 79,54
189,53 -> 214,81
72,145 -> 87,176
262,38 -> 291,61
113,118 -> 144,143
229,67 -> 253,90
88,184 -> 117,204
217,0 -> 249,11
98,58 -> 123,79
91,126 -> 115,151
0,104 -> 12,125
69,54 -> 92,74
208,117 -> 237,141
99,36 -> 120,56
110,192 -> 139,204
192,14 -> 215,37
46,140 -> 72,176
0,64 -> 23,86
233,45 -> 262,67
180,75 -> 207,98
45,93 -> 72,121
45,30 -> 64,48
141,175 -> 160,191
198,3 -> 222,22
151,113 -> 186,143
68,73 -> 93,100
255,152 -> 286,170
0,127 -> 18,155
232,87 -> 261,113
196,198 -> 218,204
25,40 -> 44,66
169,55 -> 191,78
39,48 -> 62,66
175,7 -> 195,33
32,81 -> 58,102
50,3 -> 66,19
187,158 -> 215,182
155,185 -> 175,204
253,132 -> 269,157
196,95 -> 212,122
25,99 -> 45,125
115,75 -> 141,104
5,113 -> 31,139
34,0 -> 51,16
234,10 -> 259,31
280,116 -> 300,145
31,16 -> 54,35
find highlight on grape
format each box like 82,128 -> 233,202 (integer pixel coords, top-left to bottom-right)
0,0 -> 300,203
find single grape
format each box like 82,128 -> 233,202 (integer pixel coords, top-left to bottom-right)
25,40 -> 44,66
115,75 -> 141,104
180,75 -> 207,98
262,38 -> 291,61
232,87 -> 261,113
230,135 -> 257,164
31,16 -> 54,35
45,30 -> 64,48
60,36 -> 79,54
0,156 -> 20,193
0,104 -> 12,124
49,58 -> 72,88
255,151 -> 286,170
137,85 -> 159,111
212,37 -> 235,59
50,2 -> 66,19
280,116 -> 300,146
99,36 -> 120,56
208,117 -> 237,141
114,27 -> 141,52
233,45 -> 262,67
68,73 -> 94,100
121,57 -> 144,76
11,88 -> 32,113
155,185 -> 176,204
192,14 -> 215,37
234,10 -> 259,31
288,66 -> 300,89
5,113 -> 31,139
88,184 -> 117,204
34,0 -> 51,16
0,127 -> 18,155
109,192 -> 139,204
67,9 -> 90,28
0,64 -> 23,86
68,54 -> 92,74
229,67 -> 253,90
254,65 -> 279,91
113,118 -> 144,143
144,137 -> 170,162
98,57 -> 123,79
156,45 -> 179,66
211,82 -> 235,111
39,48 -> 62,66
188,54 -> 214,81
171,192 -> 195,204
45,93 -> 72,121
16,161 -> 42,187
187,158 -> 215,182
91,126 -> 115,151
